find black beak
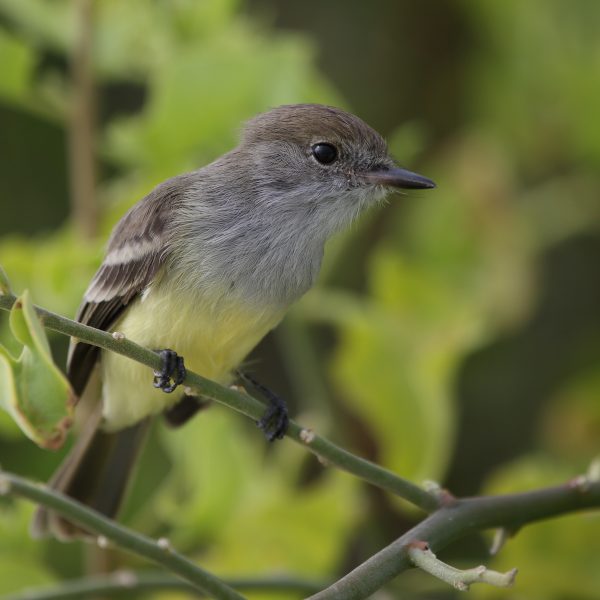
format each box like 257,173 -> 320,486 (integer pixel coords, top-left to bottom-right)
364,166 -> 436,190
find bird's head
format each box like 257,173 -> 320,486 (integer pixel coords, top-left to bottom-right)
239,104 -> 435,233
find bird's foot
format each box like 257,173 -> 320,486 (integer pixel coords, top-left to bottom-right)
153,349 -> 186,393
238,371 -> 289,442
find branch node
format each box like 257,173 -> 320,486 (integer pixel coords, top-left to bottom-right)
587,457 -> 600,483
569,475 -> 591,493
157,536 -> 172,552
0,475 -> 12,495
567,457 -> 600,493
407,543 -> 517,591
407,539 -> 429,551
422,480 -> 440,493
300,428 -> 315,444
317,455 -> 331,467
423,480 -> 455,506
113,569 -> 138,588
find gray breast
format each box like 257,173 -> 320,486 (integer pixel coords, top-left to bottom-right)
170,190 -> 327,309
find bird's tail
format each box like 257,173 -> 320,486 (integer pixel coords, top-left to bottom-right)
31,404 -> 150,540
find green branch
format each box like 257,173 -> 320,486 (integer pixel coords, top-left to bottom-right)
307,478 -> 600,599
0,571 -> 323,600
0,291 -> 438,513
6,288 -> 599,599
0,471 -> 245,600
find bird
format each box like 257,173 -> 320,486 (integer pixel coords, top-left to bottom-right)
32,103 -> 435,539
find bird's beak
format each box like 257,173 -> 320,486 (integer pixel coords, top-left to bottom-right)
364,166 -> 436,190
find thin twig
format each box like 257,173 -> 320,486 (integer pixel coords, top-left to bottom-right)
0,571 -> 323,600
307,479 -> 600,599
0,472 -> 245,600
0,291 -> 438,513
407,542 -> 516,591
69,0 -> 98,239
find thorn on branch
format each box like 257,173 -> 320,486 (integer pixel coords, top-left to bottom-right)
490,528 -> 507,556
489,525 -> 520,556
407,541 -> 517,591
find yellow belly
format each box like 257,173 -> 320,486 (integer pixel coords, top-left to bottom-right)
100,282 -> 284,431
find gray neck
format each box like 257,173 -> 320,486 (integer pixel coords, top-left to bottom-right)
168,155 -> 331,308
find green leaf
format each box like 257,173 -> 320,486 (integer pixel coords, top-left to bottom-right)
332,314 -> 456,488
154,408 -> 262,548
0,291 -> 74,449
200,457 -> 359,583
0,0 -> 73,57
154,407 -> 360,582
104,20 -> 339,179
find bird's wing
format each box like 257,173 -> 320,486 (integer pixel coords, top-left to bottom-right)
68,179 -> 184,396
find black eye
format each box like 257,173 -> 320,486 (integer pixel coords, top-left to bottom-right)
311,142 -> 338,165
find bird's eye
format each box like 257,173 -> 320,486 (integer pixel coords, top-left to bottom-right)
311,143 -> 338,165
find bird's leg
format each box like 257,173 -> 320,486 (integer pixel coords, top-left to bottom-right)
238,371 -> 289,441
163,394 -> 211,427
153,349 -> 186,393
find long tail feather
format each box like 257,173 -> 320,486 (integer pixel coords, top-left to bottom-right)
31,406 -> 150,540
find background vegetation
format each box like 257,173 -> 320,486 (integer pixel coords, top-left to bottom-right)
0,0 -> 599,598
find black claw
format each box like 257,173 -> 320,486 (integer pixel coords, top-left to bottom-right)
239,371 -> 289,441
258,402 -> 289,442
153,349 -> 186,394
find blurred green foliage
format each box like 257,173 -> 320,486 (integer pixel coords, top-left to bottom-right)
0,0 -> 599,598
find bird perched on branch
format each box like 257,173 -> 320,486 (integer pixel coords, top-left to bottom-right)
33,103 -> 435,539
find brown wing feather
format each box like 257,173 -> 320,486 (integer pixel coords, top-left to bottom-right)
67,177 -> 186,396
